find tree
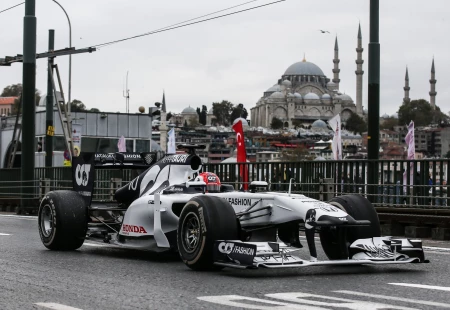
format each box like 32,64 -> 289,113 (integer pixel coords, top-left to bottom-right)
398,99 -> 449,127
230,103 -> 248,123
212,100 -> 233,126
292,119 -> 303,128
89,108 -> 100,112
280,145 -> 314,161
188,116 -> 200,128
166,112 -> 173,121
345,112 -> 367,134
270,117 -> 283,130
2,83 -> 41,114
197,105 -> 207,125
380,117 -> 398,130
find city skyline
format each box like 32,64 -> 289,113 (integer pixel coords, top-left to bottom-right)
0,0 -> 448,118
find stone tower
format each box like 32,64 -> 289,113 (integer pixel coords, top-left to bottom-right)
159,91 -> 168,153
332,36 -> 340,89
429,58 -> 437,109
403,67 -> 410,104
355,23 -> 364,115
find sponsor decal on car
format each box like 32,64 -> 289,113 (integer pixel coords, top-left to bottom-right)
225,198 -> 252,206
121,224 -> 148,234
75,164 -> 91,186
214,241 -> 257,266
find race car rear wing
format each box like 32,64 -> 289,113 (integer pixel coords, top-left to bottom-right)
71,151 -> 165,206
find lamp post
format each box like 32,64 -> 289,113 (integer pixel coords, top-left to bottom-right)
51,0 -> 72,117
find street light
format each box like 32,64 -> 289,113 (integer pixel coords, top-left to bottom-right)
51,0 -> 72,117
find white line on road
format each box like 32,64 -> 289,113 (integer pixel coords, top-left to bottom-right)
389,283 -> 450,292
35,303 -> 83,310
0,233 -> 11,236
0,214 -> 37,220
336,290 -> 450,308
423,246 -> 450,252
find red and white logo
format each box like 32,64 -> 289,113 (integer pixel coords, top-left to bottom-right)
121,224 -> 148,234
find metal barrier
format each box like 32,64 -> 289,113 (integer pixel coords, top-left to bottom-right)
0,159 -> 448,210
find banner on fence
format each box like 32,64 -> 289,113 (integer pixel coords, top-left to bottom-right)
403,121 -> 415,191
328,113 -> 342,160
167,128 -> 176,154
117,135 -> 126,152
72,123 -> 82,157
232,119 -> 248,190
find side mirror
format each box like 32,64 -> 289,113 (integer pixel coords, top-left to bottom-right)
249,181 -> 268,193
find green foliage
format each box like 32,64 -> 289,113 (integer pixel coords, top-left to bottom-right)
380,117 -> 398,130
292,119 -> 303,128
345,112 -> 367,134
398,99 -> 449,127
60,99 -> 87,112
270,117 -> 283,130
212,100 -> 233,126
197,105 -> 207,125
89,108 -> 100,112
2,83 -> 41,114
188,116 -> 200,127
230,103 -> 248,123
166,112 -> 173,121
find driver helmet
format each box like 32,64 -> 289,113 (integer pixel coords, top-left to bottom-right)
196,172 -> 221,192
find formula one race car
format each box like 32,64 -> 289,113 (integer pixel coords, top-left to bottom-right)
38,145 -> 428,270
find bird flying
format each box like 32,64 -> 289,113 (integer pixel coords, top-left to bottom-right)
319,30 -> 330,34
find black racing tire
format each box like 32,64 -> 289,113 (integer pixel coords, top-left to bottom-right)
177,196 -> 239,271
38,190 -> 88,250
319,194 -> 381,260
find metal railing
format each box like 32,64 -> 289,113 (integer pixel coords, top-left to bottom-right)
0,159 -> 448,210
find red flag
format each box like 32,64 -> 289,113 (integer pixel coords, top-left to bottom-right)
232,120 -> 248,190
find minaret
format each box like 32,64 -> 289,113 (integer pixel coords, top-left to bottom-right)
332,36 -> 340,89
355,23 -> 364,115
403,67 -> 410,104
429,58 -> 437,109
159,91 -> 168,153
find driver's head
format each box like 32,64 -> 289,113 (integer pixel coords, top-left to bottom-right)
197,172 -> 221,193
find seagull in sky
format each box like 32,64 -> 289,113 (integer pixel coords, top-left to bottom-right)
319,30 -> 330,34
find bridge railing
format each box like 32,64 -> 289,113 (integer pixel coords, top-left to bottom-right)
0,159 -> 448,210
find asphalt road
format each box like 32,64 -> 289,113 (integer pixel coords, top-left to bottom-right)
1,214 -> 450,310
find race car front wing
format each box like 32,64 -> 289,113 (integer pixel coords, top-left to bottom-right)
212,237 -> 428,269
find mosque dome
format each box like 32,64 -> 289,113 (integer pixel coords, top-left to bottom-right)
281,79 -> 292,87
327,81 -> 336,87
338,94 -> 353,101
304,92 -> 320,100
284,61 -> 325,76
294,92 -> 302,98
322,94 -> 331,99
287,93 -> 295,98
266,84 -> 281,92
382,113 -> 389,118
182,106 -> 196,114
270,91 -> 285,99
208,108 -> 214,115
311,119 -> 328,129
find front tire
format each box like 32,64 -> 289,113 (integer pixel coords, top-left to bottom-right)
177,196 -> 239,271
38,190 -> 88,250
319,194 -> 380,260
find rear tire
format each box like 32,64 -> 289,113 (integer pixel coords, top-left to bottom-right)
38,190 -> 88,250
319,194 -> 380,260
177,196 -> 239,271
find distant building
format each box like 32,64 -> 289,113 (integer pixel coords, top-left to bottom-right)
0,97 -> 16,116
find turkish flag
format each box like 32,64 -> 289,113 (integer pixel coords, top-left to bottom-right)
232,120 -> 249,190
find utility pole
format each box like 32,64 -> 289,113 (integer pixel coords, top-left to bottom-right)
21,0 -> 37,205
123,71 -> 130,114
45,30 -> 55,168
367,0 -> 380,202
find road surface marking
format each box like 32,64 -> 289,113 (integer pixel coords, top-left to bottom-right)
423,246 -> 450,252
0,233 -> 11,236
266,292 -> 415,310
336,290 -> 450,308
35,303 -> 83,310
198,295 -> 325,309
0,214 -> 37,220
389,283 -> 450,292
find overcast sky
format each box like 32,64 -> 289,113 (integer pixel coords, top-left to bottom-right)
0,0 -> 448,118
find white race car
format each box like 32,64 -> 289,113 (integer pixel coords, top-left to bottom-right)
38,145 -> 427,270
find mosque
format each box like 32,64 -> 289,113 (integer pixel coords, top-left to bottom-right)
250,24 -> 365,129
